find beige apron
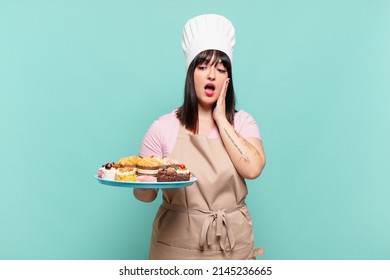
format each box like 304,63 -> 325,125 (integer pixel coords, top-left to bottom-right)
149,125 -> 263,260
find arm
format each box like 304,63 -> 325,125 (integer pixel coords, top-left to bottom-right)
213,79 -> 266,179
133,188 -> 158,203
216,118 -> 266,179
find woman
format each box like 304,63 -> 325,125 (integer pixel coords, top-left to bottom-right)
135,14 -> 266,259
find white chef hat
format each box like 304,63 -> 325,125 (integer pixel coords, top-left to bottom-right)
181,14 -> 236,70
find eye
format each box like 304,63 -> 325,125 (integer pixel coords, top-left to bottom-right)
216,63 -> 227,73
197,65 -> 207,70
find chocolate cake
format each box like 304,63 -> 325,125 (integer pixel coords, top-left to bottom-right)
157,167 -> 190,182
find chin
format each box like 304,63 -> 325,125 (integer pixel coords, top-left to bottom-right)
198,99 -> 216,108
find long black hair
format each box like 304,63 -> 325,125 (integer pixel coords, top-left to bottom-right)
176,49 -> 236,134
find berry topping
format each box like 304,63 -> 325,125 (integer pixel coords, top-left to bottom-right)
178,164 -> 186,170
104,162 -> 116,169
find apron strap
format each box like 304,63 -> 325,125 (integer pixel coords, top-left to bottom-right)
162,202 -> 245,252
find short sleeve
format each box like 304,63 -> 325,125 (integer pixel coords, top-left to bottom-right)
234,110 -> 262,140
139,119 -> 164,158
138,110 -> 180,158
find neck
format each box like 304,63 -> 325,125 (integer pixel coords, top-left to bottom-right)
195,104 -> 216,136
197,104 -> 214,121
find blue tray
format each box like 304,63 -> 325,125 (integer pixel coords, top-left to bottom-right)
95,175 -> 197,189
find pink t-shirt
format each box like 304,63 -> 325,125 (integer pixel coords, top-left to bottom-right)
139,109 -> 262,158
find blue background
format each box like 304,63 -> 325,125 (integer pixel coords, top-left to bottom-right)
1,0 -> 389,259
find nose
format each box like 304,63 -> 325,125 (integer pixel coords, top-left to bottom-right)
207,67 -> 216,80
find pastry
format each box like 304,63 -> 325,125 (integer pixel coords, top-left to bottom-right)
157,167 -> 177,182
118,156 -> 140,172
176,164 -> 191,181
157,164 -> 191,182
97,156 -> 190,183
136,156 -> 165,177
162,157 -> 179,168
115,167 -> 137,182
98,162 -> 119,180
137,175 -> 157,182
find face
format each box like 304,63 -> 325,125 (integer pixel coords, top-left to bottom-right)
193,57 -> 229,107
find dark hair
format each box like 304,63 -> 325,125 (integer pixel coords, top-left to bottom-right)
176,49 -> 236,134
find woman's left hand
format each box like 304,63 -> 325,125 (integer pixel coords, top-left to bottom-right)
213,78 -> 230,124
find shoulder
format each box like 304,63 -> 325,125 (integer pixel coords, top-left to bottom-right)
234,110 -> 262,140
156,109 -> 180,126
234,109 -> 258,127
234,109 -> 254,118
139,109 -> 180,158
145,109 -> 180,137
149,110 -> 180,134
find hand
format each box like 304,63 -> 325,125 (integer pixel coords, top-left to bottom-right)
133,188 -> 158,202
213,78 -> 230,124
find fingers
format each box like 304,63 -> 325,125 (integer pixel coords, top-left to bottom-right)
219,78 -> 230,101
223,78 -> 230,95
214,78 -> 230,123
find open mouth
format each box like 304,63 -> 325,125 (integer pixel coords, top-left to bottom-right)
204,83 -> 216,96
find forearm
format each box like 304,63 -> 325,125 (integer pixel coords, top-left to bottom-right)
133,188 -> 158,202
217,119 -> 265,179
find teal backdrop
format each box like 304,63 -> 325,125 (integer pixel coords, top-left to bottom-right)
1,0 -> 389,260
